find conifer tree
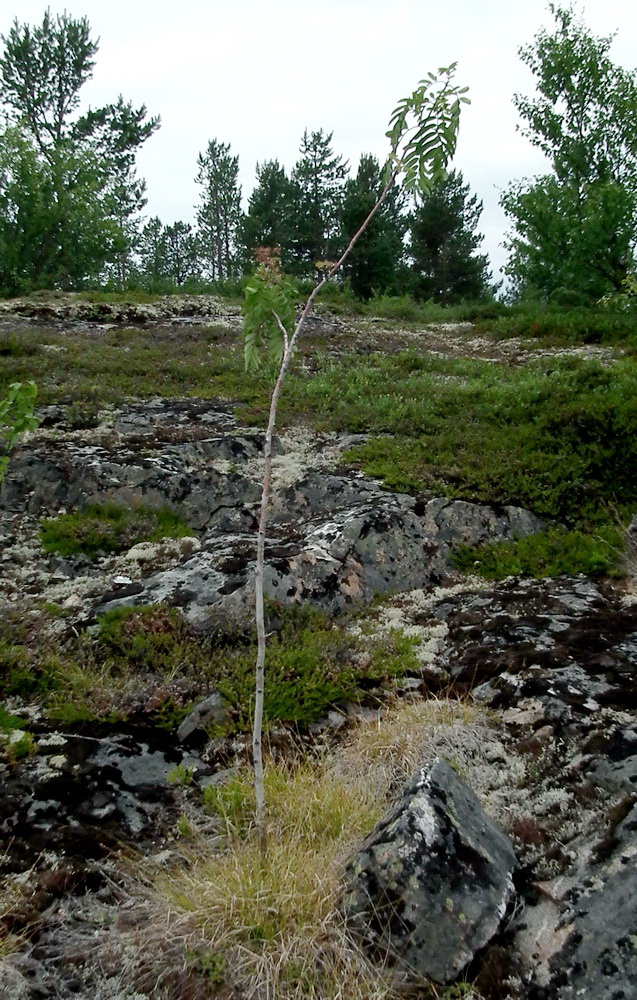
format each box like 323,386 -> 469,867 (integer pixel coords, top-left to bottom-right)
340,153 -> 406,299
195,139 -> 242,281
409,169 -> 491,302
237,159 -> 295,270
289,129 -> 348,274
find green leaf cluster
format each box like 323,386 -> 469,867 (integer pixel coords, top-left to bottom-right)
502,4 -> 637,301
0,380 -> 38,482
243,261 -> 297,371
0,11 -> 158,292
386,64 -> 470,200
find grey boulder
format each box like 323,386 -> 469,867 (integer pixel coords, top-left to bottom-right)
342,758 -> 517,984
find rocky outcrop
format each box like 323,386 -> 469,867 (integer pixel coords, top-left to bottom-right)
3,395 -> 636,997
0,292 -> 242,326
0,399 -> 545,622
0,728 -> 225,870
343,759 -> 517,983
391,576 -> 637,997
94,488 -> 543,624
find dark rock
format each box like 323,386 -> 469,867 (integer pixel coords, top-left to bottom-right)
537,849 -> 637,1000
342,759 -> 517,984
98,484 -> 544,625
177,692 -> 230,742
0,732 -> 203,864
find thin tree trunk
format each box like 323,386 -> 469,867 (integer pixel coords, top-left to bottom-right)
251,171 -> 396,856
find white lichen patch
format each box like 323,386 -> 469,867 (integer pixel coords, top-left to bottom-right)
243,426 -> 345,492
350,580 -> 488,672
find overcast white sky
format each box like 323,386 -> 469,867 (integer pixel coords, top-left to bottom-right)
2,1 -> 636,280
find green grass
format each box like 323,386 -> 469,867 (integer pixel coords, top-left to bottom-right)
40,502 -> 193,557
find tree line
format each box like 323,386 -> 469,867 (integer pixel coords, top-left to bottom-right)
1,4 -> 636,304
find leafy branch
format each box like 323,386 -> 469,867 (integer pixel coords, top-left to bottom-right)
0,381 -> 39,483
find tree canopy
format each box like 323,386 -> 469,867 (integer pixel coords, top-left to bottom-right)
409,169 -> 492,303
289,129 -> 348,274
0,10 -> 159,293
195,139 -> 242,281
340,154 -> 406,299
502,3 -> 637,301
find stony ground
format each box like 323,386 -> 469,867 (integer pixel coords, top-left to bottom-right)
1,296 -> 636,1000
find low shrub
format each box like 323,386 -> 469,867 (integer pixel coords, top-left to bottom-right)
452,525 -> 623,580
40,502 -> 193,558
0,612 -> 64,695
307,353 -> 637,526
93,603 -> 420,734
475,303 -> 637,346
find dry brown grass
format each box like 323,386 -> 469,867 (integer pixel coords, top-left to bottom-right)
140,696 -> 490,1000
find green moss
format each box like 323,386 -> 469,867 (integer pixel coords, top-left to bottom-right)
40,502 -> 193,558
452,525 -> 623,580
47,702 -> 100,726
0,705 -> 35,761
7,731 -> 37,760
0,704 -> 27,733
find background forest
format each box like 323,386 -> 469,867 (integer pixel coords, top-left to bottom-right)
1,4 -> 636,311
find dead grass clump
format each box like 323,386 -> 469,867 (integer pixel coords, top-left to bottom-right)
143,696 -> 488,1000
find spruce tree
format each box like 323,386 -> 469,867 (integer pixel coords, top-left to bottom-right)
409,169 -> 491,302
289,129 -> 348,275
340,154 -> 406,299
195,139 -> 242,281
237,159 -> 295,270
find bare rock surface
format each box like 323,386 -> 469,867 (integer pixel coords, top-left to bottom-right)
0,291 -> 242,327
343,758 -> 517,983
0,730 -> 214,869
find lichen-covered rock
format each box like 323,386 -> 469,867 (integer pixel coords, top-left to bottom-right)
0,731 -> 208,863
342,758 -> 517,984
0,399 -> 545,622
177,692 -> 229,742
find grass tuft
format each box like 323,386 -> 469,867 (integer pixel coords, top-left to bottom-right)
144,697 -> 489,1000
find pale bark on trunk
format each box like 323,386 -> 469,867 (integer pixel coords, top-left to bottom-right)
251,173 -> 396,856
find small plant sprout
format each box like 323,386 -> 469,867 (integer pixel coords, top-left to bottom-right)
242,66 -> 469,854
0,380 -> 39,483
